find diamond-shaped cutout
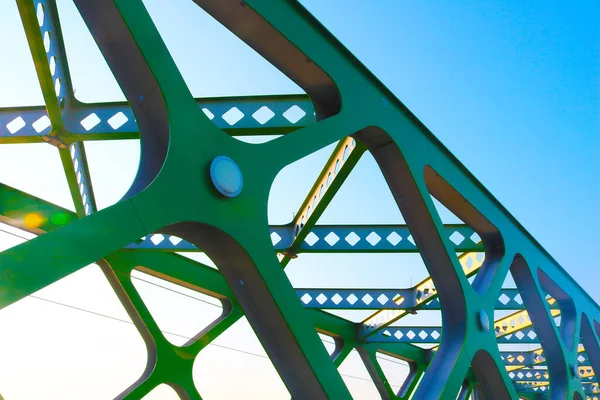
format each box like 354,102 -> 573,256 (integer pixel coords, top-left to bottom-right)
418,330 -> 428,340
498,293 -> 510,305
107,112 -> 128,129
431,330 -> 440,340
449,231 -> 465,245
222,107 -> 244,125
386,231 -> 401,246
470,232 -> 481,244
32,115 -> 51,133
578,355 -> 586,363
150,234 -> 165,245
515,331 -> 525,340
394,330 -> 403,339
514,294 -> 523,304
324,232 -> 339,246
331,293 -> 343,305
282,105 -> 306,124
316,293 -> 327,305
300,293 -> 312,304
202,108 -> 214,120
346,293 -> 358,305
406,330 -> 415,340
345,232 -> 360,246
527,330 -> 537,339
304,232 -> 319,246
366,232 -> 381,246
382,330 -> 391,337
466,257 -> 473,268
6,116 -> 26,134
407,235 -> 415,246
517,355 -> 525,363
362,294 -> 373,305
377,294 -> 389,305
168,236 -> 183,246
270,232 -> 282,246
80,113 -> 101,131
252,106 -> 275,125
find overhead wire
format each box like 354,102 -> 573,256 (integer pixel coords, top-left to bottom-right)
0,228 -> 408,387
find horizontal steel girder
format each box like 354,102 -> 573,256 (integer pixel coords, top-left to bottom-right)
127,225 -> 483,253
510,367 -> 597,384
296,288 -> 556,310
367,326 -> 546,344
0,95 -> 314,145
0,187 -> 482,253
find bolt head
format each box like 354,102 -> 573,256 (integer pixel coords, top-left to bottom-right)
210,156 -> 243,197
478,309 -> 490,332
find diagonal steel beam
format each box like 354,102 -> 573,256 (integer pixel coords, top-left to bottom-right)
360,250 -> 485,337
280,136 -> 366,265
17,0 -> 96,217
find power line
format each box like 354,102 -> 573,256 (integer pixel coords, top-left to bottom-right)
0,226 -> 32,242
29,294 -> 403,386
2,228 -> 408,380
131,275 -> 221,308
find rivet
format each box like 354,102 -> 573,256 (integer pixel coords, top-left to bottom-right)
210,156 -> 243,198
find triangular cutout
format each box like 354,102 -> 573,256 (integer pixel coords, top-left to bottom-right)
375,352 -> 412,396
131,268 -> 223,346
270,143 -> 433,342
337,349 -> 381,400
141,0 -> 304,98
491,268 -> 544,351
192,316 -> 290,399
142,384 -> 180,400
316,152 -> 405,225
58,0 -> 304,100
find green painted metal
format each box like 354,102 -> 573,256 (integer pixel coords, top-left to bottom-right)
0,0 -> 598,399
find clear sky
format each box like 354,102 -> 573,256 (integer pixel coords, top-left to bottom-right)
0,1 -> 597,399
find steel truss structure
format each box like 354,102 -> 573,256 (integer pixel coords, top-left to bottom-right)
0,1 -> 598,399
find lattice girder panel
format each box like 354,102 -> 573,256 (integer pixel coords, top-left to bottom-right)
0,0 -> 598,399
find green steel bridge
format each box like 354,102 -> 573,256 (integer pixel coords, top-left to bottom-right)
0,1 -> 598,399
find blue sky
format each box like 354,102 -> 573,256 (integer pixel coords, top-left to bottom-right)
0,0 -> 597,399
